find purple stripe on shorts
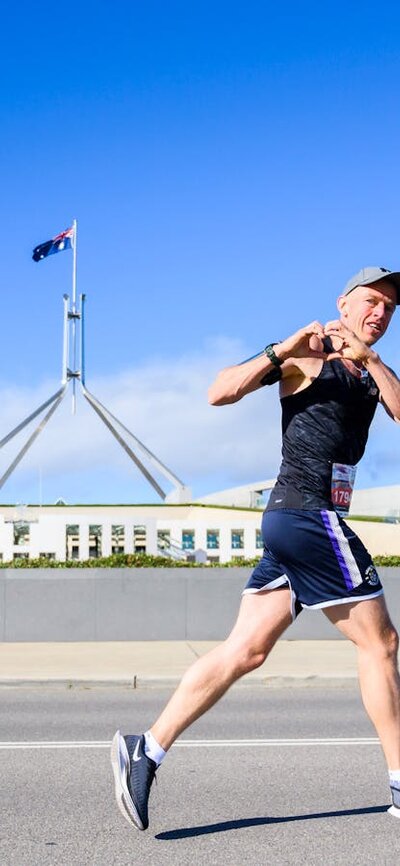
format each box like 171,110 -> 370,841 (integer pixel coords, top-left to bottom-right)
320,509 -> 354,592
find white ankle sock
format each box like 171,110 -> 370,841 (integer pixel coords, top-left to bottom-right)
144,730 -> 167,766
389,769 -> 400,788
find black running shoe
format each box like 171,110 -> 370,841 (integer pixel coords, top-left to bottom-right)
388,784 -> 400,819
111,731 -> 157,830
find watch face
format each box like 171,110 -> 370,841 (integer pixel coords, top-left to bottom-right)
265,344 -> 281,366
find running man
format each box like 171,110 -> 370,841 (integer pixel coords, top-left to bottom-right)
111,266 -> 400,828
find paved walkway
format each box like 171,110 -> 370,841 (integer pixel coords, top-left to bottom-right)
0,640 -> 358,686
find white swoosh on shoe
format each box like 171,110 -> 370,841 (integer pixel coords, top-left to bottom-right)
133,739 -> 142,762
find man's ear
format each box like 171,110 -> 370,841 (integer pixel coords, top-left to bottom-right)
337,294 -> 347,317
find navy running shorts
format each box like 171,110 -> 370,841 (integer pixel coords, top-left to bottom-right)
243,509 -> 383,618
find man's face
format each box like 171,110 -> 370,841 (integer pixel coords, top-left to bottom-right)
338,280 -> 397,345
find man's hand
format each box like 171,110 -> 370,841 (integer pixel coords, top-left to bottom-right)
323,320 -> 374,364
278,321 -> 329,362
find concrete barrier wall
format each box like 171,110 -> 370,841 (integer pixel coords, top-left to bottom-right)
0,566 -> 399,641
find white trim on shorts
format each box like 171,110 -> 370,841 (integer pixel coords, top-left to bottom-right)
242,579 -> 383,617
301,588 -> 384,610
242,576 -> 288,594
242,575 -> 298,621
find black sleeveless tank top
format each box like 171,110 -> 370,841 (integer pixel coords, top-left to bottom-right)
267,353 -> 379,511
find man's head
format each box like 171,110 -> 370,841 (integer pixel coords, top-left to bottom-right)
338,266 -> 399,345
343,266 -> 400,303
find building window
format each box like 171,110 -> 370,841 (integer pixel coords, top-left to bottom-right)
112,524 -> 125,554
39,552 -> 56,561
207,530 -> 220,549
13,552 -> 29,561
255,529 -> 263,549
13,521 -> 30,546
207,555 -> 220,564
134,525 -> 147,553
66,525 -> 80,561
231,529 -> 244,549
182,530 -> 195,550
157,530 -> 170,551
89,525 -> 102,558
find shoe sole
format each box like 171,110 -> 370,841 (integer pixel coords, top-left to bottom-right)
111,731 -> 145,831
388,804 -> 400,819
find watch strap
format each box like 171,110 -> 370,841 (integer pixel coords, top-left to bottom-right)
264,343 -> 283,367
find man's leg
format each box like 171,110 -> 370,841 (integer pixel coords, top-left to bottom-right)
151,586 -> 293,750
111,586 -> 293,830
324,595 -> 400,769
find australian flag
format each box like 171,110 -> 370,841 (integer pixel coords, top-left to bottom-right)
32,226 -> 75,262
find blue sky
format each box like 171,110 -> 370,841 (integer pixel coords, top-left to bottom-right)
1,1 -> 400,503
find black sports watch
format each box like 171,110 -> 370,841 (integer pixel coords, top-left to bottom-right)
264,343 -> 283,367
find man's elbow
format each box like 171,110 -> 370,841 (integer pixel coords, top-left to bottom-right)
208,367 -> 242,405
208,384 -> 237,406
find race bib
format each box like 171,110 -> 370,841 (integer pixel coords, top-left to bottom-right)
331,463 -> 357,516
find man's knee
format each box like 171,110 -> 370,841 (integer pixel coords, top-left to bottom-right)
383,626 -> 399,659
225,638 -> 269,675
366,625 -> 399,662
240,647 -> 268,674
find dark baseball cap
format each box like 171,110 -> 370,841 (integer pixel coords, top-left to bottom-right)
343,266 -> 400,304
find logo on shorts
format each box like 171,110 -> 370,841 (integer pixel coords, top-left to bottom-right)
364,565 -> 379,586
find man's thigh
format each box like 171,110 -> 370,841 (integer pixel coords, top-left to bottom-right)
227,587 -> 293,653
323,594 -> 397,646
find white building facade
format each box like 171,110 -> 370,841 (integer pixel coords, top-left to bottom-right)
0,503 -> 265,564
1,482 -> 400,564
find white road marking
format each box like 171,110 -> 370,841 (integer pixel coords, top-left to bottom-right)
174,738 -> 379,747
0,741 -> 110,750
0,737 -> 379,750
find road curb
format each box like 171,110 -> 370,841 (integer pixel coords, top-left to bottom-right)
0,674 -> 359,688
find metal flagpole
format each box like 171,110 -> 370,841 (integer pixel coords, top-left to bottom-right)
72,218 -> 77,310
71,219 -> 78,414
0,385 -> 68,491
62,294 -> 69,384
0,221 -> 191,503
81,384 -> 186,490
83,388 -> 167,500
80,293 -> 86,387
0,386 -> 67,450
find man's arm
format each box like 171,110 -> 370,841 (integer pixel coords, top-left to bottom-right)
208,321 -> 327,406
323,320 -> 400,422
364,355 -> 400,422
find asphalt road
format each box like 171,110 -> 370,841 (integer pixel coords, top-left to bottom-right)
1,685 -> 398,866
